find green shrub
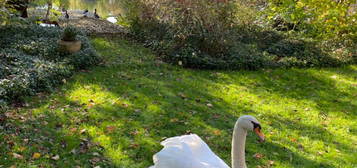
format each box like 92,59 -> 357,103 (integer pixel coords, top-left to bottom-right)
0,0 -> 10,25
62,26 -> 78,41
127,0 -> 257,69
124,0 -> 356,70
0,49 -> 71,99
0,24 -> 100,108
265,0 -> 357,39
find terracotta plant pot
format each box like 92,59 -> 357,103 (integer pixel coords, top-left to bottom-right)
58,40 -> 81,53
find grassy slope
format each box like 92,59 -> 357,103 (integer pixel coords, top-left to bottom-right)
0,37 -> 356,168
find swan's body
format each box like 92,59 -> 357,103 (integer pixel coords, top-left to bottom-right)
150,134 -> 229,168
150,115 -> 264,168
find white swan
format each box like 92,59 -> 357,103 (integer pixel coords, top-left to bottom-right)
150,115 -> 265,168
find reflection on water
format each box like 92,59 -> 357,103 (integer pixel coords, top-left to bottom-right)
66,0 -> 124,18
30,0 -> 125,24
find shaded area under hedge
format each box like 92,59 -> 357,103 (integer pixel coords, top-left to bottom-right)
0,24 -> 100,108
131,21 -> 356,70
122,0 -> 356,70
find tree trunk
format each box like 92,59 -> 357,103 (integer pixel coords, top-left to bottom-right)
45,2 -> 52,20
6,0 -> 29,18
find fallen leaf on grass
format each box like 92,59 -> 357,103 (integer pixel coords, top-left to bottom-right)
70,127 -> 77,133
90,157 -> 101,164
268,160 -> 274,165
290,138 -> 297,142
51,155 -> 60,160
70,149 -> 77,154
130,130 -> 139,135
12,153 -> 23,159
178,93 -> 187,99
170,118 -> 179,122
213,130 -> 221,136
213,114 -> 220,119
32,152 -> 41,159
298,144 -> 304,150
106,126 -> 116,133
87,102 -> 96,108
253,153 -> 264,159
92,152 -> 100,156
130,143 -> 139,148
80,129 -> 87,134
122,103 -> 129,108
19,146 -> 26,152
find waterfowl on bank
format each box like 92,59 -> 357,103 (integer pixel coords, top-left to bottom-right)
83,9 -> 89,17
94,9 -> 100,19
65,10 -> 69,19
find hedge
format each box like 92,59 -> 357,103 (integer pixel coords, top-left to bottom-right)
0,24 -> 100,109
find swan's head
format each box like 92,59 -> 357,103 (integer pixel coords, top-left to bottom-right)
237,115 -> 265,142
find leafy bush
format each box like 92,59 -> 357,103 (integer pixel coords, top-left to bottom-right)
125,0 -> 261,69
0,24 -> 100,109
265,0 -> 357,39
0,0 -> 10,25
62,26 -> 78,41
123,0 -> 356,70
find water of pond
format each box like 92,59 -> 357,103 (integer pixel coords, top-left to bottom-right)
66,0 -> 124,23
67,0 -> 123,17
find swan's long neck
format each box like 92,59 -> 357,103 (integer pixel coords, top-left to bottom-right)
232,122 -> 247,168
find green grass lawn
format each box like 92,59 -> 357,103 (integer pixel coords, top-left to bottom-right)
1,37 -> 356,168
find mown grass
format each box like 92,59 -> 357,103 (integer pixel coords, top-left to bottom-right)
0,37 -> 356,168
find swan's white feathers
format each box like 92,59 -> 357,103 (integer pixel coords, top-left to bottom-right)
150,115 -> 261,168
151,134 -> 229,168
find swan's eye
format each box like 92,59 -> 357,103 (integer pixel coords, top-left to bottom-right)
251,121 -> 261,130
252,121 -> 265,142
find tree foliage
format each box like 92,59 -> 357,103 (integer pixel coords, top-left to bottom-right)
266,0 -> 357,38
0,0 -> 11,25
121,0 -> 356,70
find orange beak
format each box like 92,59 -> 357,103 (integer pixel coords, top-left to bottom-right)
254,127 -> 265,142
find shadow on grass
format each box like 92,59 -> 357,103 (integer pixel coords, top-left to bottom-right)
1,37 -> 355,167
223,67 -> 357,118
237,27 -> 349,68
265,114 -> 356,162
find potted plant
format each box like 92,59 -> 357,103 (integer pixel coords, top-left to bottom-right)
58,26 -> 81,53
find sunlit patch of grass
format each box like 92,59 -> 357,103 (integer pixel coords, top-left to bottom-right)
0,37 -> 356,167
